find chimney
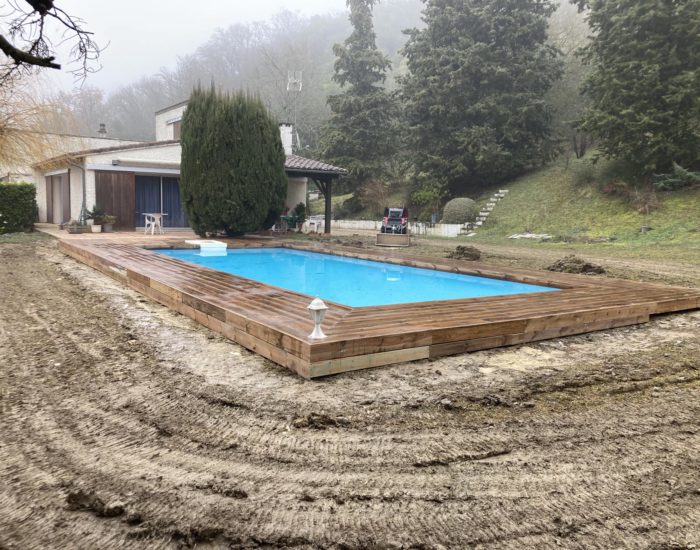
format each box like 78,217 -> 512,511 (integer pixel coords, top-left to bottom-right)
98,123 -> 107,137
279,123 -> 293,155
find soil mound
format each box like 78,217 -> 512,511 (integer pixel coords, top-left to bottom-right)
547,255 -> 606,275
66,490 -> 125,517
447,245 -> 482,261
292,412 -> 348,430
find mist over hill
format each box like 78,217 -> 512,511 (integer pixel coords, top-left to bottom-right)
54,0 -> 424,144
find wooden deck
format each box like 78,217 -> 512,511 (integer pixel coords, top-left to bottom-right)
57,238 -> 700,379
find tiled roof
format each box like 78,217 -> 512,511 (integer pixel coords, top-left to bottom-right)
34,140 -> 179,167
36,142 -> 346,176
285,154 -> 347,175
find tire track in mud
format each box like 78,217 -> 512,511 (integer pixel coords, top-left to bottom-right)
1,239 -> 699,548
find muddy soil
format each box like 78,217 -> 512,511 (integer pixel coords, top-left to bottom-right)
1,236 -> 699,549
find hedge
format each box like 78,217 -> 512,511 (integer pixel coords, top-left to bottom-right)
0,182 -> 37,234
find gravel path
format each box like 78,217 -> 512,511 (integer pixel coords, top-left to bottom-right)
1,237 -> 699,549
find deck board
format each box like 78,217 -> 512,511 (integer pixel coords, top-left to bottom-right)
58,239 -> 700,379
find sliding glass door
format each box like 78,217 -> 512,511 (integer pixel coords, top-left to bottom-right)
134,175 -> 188,228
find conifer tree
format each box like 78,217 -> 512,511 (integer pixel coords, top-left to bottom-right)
319,0 -> 397,190
576,0 -> 700,178
400,0 -> 562,200
180,86 -> 287,236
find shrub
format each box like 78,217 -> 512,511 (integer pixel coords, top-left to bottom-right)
572,160 -> 597,186
292,202 -> 306,220
180,86 -> 287,236
0,182 -> 36,234
441,197 -> 477,224
653,163 -> 700,191
86,205 -> 107,224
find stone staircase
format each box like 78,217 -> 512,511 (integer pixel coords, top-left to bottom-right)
460,189 -> 509,237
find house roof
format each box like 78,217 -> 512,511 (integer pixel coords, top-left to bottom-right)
284,154 -> 347,176
35,142 -> 347,177
34,141 -> 180,168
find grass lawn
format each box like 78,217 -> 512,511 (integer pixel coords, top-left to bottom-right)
308,193 -> 353,215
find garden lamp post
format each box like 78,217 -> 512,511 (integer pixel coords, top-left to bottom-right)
307,297 -> 328,339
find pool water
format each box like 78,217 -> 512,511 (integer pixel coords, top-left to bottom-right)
155,247 -> 557,307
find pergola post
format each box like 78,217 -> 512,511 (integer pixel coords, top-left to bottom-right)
313,176 -> 334,235
324,177 -> 332,234
286,156 -> 345,236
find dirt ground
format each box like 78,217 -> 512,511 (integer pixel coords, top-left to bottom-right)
1,234 -> 699,549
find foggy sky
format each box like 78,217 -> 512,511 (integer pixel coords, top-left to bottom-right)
47,0 -> 349,92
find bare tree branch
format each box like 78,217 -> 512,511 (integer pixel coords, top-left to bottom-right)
0,34 -> 59,68
0,0 -> 101,84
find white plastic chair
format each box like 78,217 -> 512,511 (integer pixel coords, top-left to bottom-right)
143,214 -> 163,235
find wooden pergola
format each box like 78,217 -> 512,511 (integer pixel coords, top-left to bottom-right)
284,155 -> 347,234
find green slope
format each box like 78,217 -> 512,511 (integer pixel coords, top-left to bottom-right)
475,157 -> 700,246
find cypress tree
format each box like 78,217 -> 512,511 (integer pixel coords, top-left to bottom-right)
400,0 -> 563,200
576,0 -> 700,178
180,86 -> 288,236
319,0 -> 397,190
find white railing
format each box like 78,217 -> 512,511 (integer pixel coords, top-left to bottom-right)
329,219 -> 463,238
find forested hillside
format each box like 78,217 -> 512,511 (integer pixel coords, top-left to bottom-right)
52,0 -> 424,143
53,0 -> 586,151
49,0 -> 698,225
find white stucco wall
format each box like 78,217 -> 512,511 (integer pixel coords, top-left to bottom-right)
86,143 -> 182,166
155,104 -> 187,141
84,169 -> 96,216
34,167 -> 80,223
69,168 -> 84,220
285,177 -> 307,211
34,170 -> 47,222
331,219 -> 464,237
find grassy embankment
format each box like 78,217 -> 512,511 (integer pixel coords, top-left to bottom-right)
469,156 -> 700,263
310,156 -> 700,263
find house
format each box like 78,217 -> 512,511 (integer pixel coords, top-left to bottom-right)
31,101 -> 345,231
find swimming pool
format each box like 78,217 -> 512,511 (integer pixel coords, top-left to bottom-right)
60,240 -> 700,378
155,247 -> 557,307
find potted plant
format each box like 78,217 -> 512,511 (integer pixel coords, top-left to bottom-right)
292,202 -> 307,231
101,214 -> 117,233
66,219 -> 82,234
86,205 -> 106,233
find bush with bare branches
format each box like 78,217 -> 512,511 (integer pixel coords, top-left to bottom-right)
0,79 -> 68,178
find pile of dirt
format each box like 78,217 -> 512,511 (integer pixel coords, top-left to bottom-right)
292,412 -> 349,430
447,245 -> 482,261
66,489 -> 125,518
547,254 -> 606,275
551,235 -> 618,244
